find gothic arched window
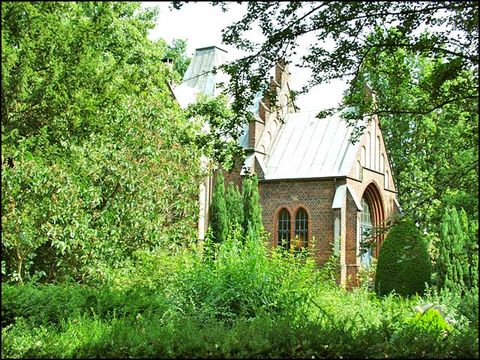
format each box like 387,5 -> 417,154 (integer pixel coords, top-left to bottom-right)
360,198 -> 373,267
294,208 -> 308,249
277,208 -> 291,249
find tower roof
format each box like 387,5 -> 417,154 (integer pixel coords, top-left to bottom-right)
173,46 -> 229,108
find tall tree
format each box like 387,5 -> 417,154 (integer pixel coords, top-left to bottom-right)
242,175 -> 264,240
1,2 -> 201,284
208,171 -> 229,243
437,207 -> 478,294
341,29 -> 478,233
225,182 -> 244,232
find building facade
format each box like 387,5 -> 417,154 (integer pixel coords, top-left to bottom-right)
173,46 -> 400,285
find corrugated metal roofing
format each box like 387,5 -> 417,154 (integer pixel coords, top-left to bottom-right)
264,111 -> 360,180
175,45 -> 363,181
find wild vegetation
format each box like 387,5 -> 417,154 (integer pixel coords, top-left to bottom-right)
1,1 -> 478,359
1,2 -> 203,284
2,238 -> 479,358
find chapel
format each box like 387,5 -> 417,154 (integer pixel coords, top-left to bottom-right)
173,46 -> 401,285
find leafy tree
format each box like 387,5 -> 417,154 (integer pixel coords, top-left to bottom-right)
1,2 -> 201,284
375,219 -> 432,297
173,1 -> 477,128
185,94 -> 244,170
225,182 -> 244,232
174,1 -> 478,243
164,38 -> 191,82
341,29 -> 478,232
437,207 -> 478,294
208,171 -> 228,244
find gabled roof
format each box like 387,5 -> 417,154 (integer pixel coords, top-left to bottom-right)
263,111 -> 362,180
174,45 -> 367,182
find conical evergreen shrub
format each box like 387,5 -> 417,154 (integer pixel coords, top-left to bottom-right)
208,171 -> 228,243
437,207 -> 477,293
242,175 -> 264,240
375,218 -> 432,296
225,182 -> 244,232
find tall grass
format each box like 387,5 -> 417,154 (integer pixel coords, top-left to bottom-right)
2,235 -> 478,358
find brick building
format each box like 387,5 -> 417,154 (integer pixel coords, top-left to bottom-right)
173,46 -> 400,285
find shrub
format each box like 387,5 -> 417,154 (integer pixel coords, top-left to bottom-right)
375,219 -> 432,296
437,207 -> 478,293
1,283 -> 169,328
208,171 -> 229,244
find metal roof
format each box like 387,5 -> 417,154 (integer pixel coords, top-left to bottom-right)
264,111 -> 361,180
174,46 -> 363,181
174,46 -> 229,108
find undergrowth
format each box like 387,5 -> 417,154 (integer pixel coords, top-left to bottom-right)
2,236 -> 478,358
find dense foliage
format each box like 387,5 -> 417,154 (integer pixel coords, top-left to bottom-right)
208,171 -> 229,244
208,173 -> 264,244
342,30 -> 478,243
225,182 -> 244,233
2,240 -> 478,358
437,207 -> 479,294
1,2 -> 203,284
242,175 -> 264,239
2,2 -> 478,358
375,219 -> 432,297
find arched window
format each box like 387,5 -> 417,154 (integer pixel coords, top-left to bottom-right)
334,217 -> 341,256
380,154 -> 385,173
376,136 -> 381,171
360,198 -> 373,267
361,146 -> 366,167
277,208 -> 291,249
294,208 -> 308,249
357,160 -> 363,181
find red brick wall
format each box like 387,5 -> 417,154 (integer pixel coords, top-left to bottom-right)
258,179 -> 337,266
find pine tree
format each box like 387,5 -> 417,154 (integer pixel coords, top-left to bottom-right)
437,207 -> 473,294
225,182 -> 244,232
242,176 -> 253,237
209,171 -> 228,244
242,175 -> 264,240
249,176 -> 264,236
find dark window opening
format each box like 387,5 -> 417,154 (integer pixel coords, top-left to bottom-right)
294,208 -> 308,250
277,208 -> 291,249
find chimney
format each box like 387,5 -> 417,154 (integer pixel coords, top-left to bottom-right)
162,57 -> 174,71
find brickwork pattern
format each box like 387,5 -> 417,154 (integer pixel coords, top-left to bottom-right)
259,179 -> 337,266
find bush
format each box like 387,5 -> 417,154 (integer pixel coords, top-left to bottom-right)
1,283 -> 169,328
375,219 -> 432,296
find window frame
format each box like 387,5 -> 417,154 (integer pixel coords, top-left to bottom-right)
274,206 -> 311,252
294,207 -> 309,250
276,208 -> 291,249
